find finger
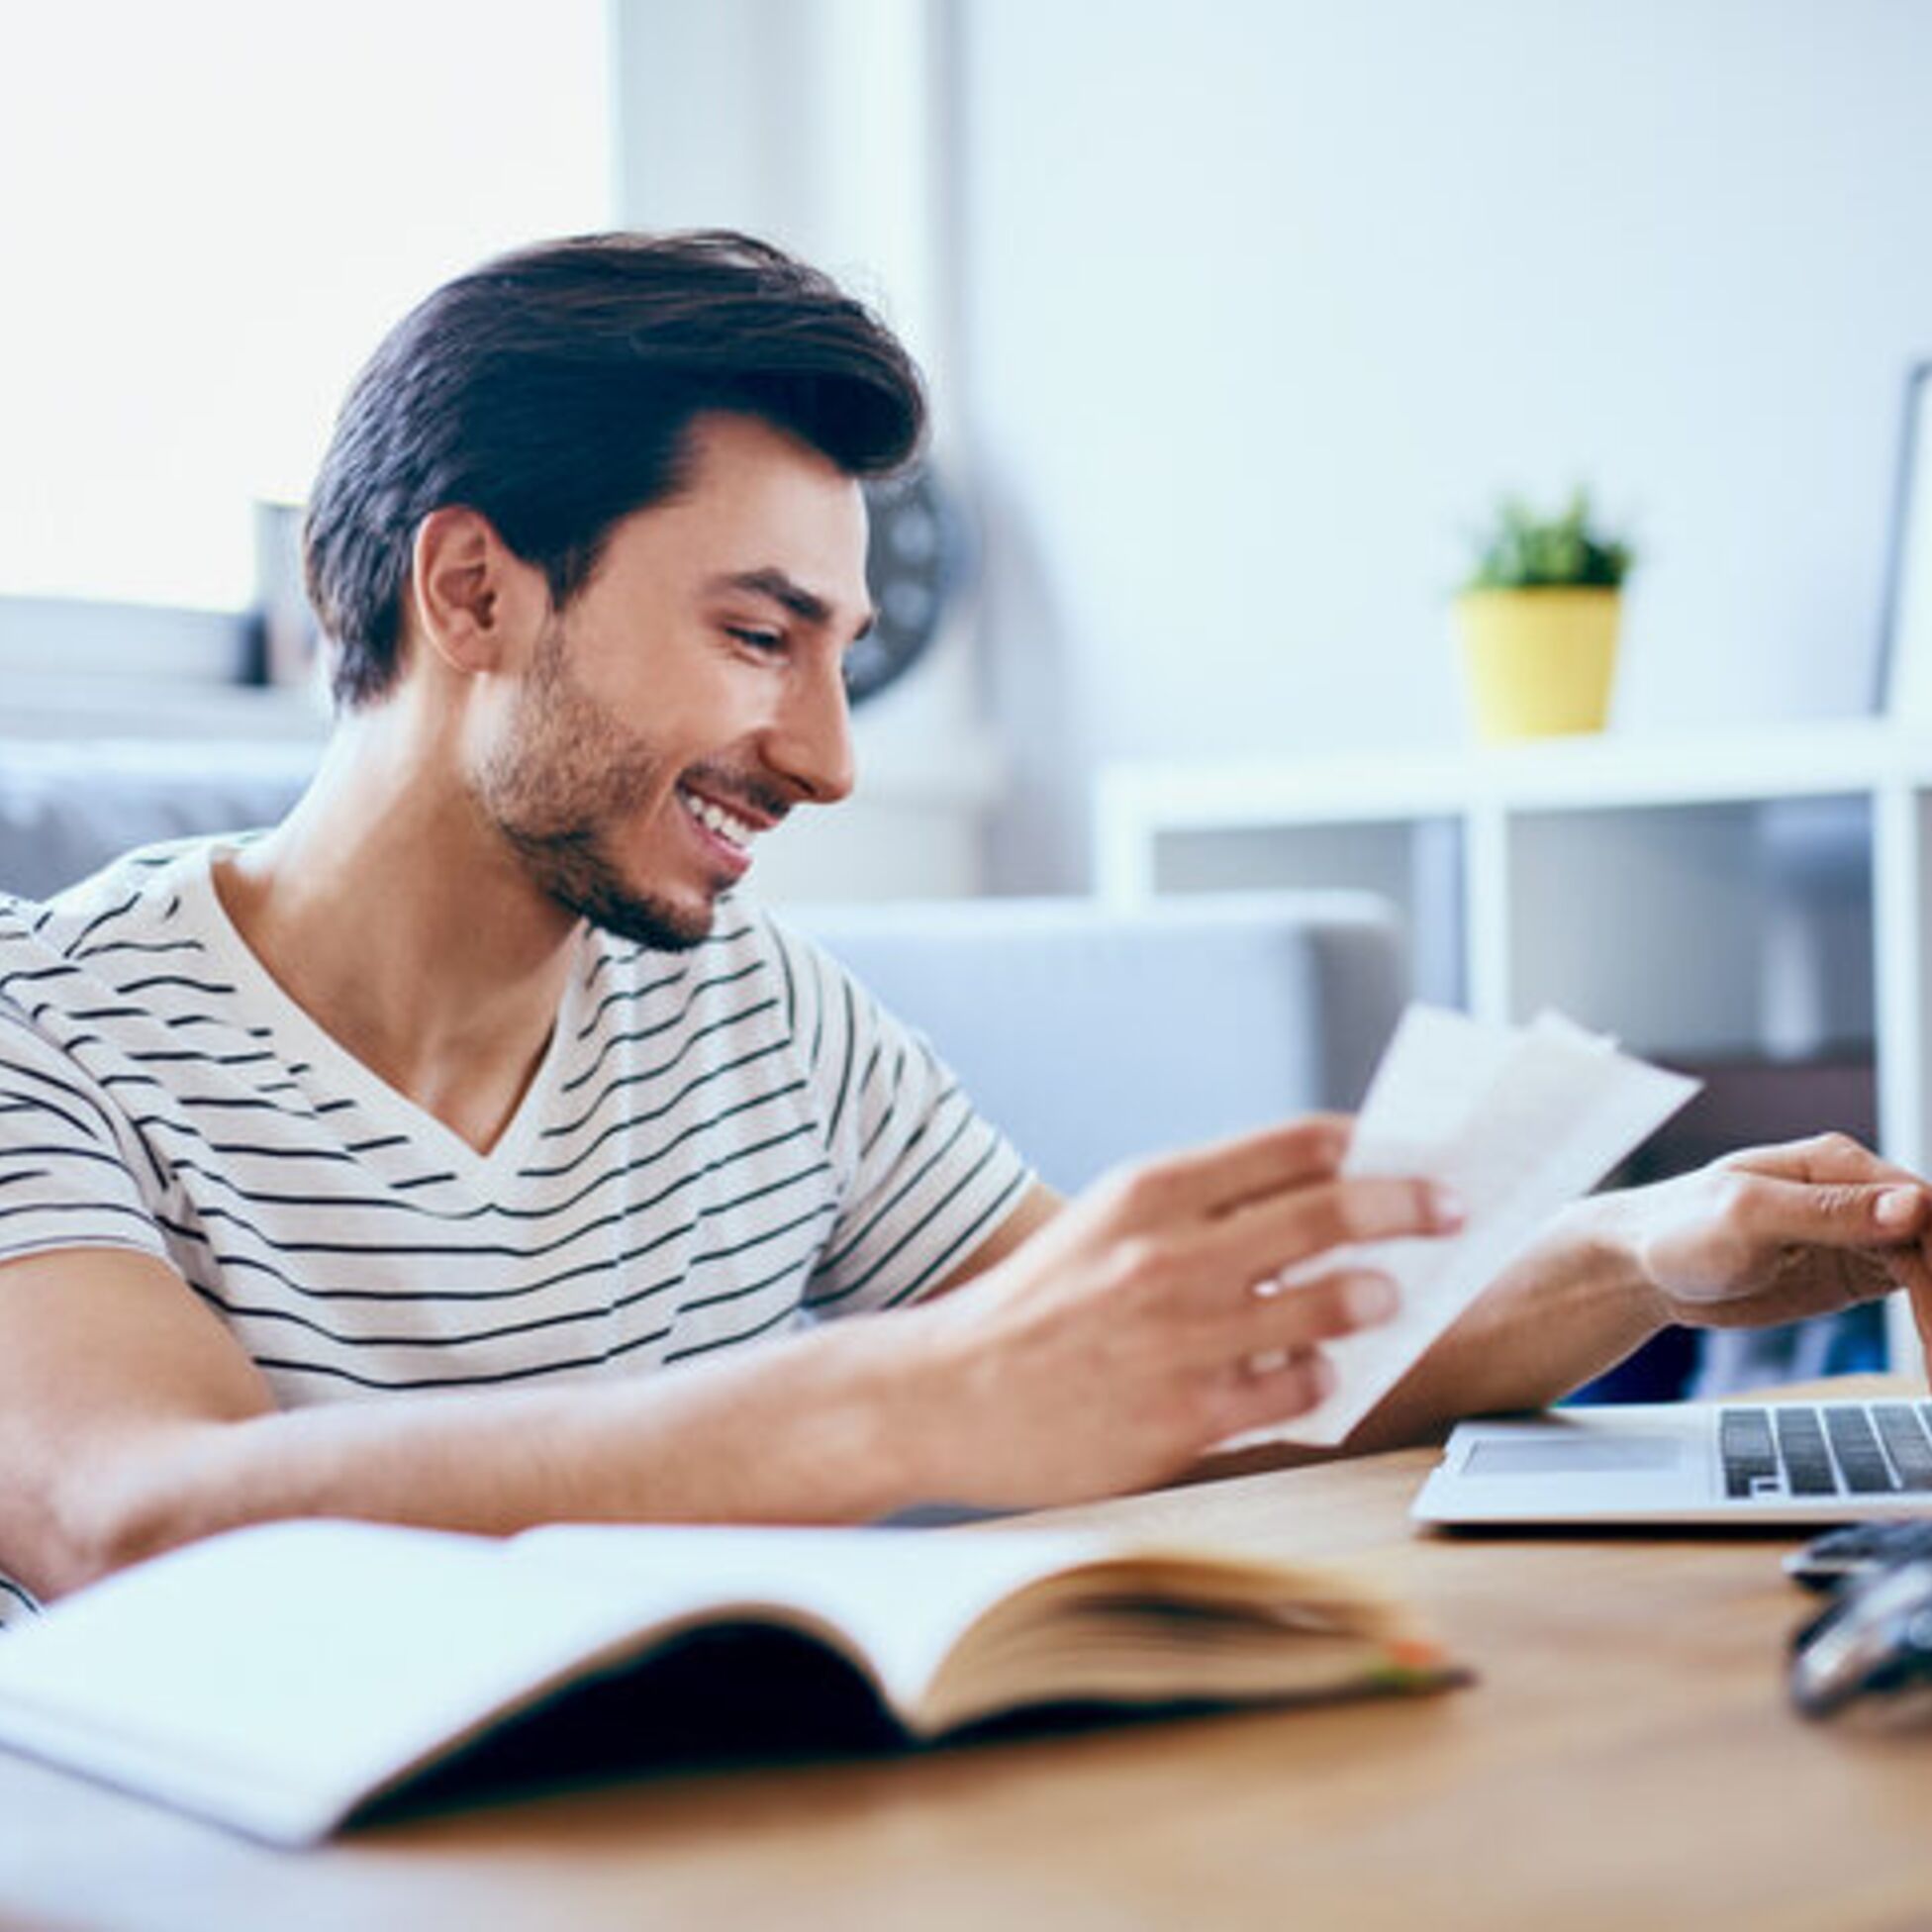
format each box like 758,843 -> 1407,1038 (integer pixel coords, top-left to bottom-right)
1763,1173 -> 1930,1248
1107,1115 -> 1354,1225
1881,1230 -> 1932,1304
1200,1173 -> 1464,1280
1884,1255 -> 1932,1313
1725,1131 -> 1926,1194
1169,1265 -> 1398,1376
1677,1172 -> 1932,1304
1197,1347 -> 1337,1443
1219,1267 -> 1401,1356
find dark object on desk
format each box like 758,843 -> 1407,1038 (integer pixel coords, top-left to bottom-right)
1787,1519 -> 1932,1592
1790,1557 -> 1932,1718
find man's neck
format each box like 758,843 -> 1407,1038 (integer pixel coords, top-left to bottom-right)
213,708 -> 583,1158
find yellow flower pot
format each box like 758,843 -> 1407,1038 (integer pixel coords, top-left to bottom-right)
1455,587 -> 1621,741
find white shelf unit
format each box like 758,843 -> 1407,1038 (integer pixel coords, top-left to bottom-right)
1096,720 -> 1932,1372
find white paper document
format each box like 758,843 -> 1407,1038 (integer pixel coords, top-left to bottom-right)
1231,1005 -> 1699,1449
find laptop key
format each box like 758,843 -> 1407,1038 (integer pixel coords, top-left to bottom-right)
1777,1408 -> 1840,1497
1876,1405 -> 1932,1491
1826,1408 -> 1899,1495
1720,1407 -> 1780,1497
1784,1464 -> 1841,1497
1836,1459 -> 1900,1495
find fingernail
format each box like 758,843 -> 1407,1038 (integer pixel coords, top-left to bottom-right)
1430,1184 -> 1466,1229
1879,1187 -> 1921,1231
1306,1353 -> 1336,1398
1347,1274 -> 1400,1323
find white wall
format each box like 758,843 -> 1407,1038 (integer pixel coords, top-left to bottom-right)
958,0 -> 1932,887
0,0 -> 610,614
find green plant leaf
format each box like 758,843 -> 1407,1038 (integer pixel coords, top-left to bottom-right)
1460,486 -> 1634,592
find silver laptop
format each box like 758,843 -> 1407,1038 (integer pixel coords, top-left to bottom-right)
1413,1399 -> 1932,1527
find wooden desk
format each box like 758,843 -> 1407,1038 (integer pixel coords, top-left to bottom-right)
6,1400 -> 1932,1931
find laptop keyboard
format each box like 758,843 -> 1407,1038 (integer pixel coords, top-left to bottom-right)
1720,1402 -> 1932,1500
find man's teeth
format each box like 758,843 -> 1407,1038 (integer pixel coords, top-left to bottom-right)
679,789 -> 757,847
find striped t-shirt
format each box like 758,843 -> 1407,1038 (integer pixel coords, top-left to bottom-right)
0,840 -> 1030,1623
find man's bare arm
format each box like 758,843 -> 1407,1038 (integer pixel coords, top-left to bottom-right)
925,1180 -> 1063,1295
0,1246 -> 940,1600
0,1120 -> 1454,1602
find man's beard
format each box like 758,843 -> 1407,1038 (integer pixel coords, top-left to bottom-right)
473,623 -> 720,953
492,818 -> 710,952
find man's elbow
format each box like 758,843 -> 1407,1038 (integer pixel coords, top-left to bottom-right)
3,1427 -> 235,1602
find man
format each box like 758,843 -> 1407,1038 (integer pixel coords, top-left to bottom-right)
0,233 -> 1926,1618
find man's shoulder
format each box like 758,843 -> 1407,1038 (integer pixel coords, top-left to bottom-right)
1,838 -> 214,965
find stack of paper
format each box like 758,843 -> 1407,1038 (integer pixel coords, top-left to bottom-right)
1243,1005 -> 1699,1448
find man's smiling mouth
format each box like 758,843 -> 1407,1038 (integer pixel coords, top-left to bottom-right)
676,783 -> 764,853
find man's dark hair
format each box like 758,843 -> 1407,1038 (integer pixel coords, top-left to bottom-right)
304,230 -> 927,709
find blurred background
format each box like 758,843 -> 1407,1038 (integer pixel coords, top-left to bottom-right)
5,0 -> 1930,887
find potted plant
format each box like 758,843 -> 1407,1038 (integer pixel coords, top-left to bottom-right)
1456,488 -> 1634,740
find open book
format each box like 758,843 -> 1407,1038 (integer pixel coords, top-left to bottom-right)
0,1517 -> 1457,1845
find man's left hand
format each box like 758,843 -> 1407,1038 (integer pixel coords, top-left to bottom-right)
1597,1132 -> 1932,1342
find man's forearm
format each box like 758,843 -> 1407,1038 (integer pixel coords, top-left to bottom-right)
71,1313 -> 947,1594
1344,1197 -> 1663,1452
135,1200 -> 1646,1556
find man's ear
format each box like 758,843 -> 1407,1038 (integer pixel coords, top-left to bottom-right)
406,507 -> 547,679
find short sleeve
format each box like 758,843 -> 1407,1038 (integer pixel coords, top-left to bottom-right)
0,998 -> 169,1268
768,922 -> 1032,1315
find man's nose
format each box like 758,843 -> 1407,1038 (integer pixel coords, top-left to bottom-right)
765,657 -> 856,805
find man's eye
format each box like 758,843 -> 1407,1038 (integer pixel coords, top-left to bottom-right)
726,627 -> 785,654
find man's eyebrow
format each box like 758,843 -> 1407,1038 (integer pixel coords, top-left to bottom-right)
709,567 -> 876,635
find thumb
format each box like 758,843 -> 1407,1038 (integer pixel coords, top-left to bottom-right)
1740,1174 -> 1931,1249
1665,1174 -> 1932,1307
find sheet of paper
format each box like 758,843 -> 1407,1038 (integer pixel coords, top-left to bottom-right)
1226,1005 -> 1698,1449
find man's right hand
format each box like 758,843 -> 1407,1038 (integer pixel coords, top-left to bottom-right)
895,1115 -> 1464,1509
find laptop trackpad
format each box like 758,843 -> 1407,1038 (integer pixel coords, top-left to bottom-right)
1465,1434 -> 1684,1477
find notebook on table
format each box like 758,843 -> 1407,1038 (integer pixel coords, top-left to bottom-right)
1413,1398 -> 1932,1527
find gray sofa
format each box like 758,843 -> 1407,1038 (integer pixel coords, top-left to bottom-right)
0,741 -> 317,902
795,895 -> 1404,1189
0,740 -> 1408,1188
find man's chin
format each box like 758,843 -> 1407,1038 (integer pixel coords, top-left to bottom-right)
568,883 -> 719,953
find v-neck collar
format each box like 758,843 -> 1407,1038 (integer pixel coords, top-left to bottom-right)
183,842 -> 589,1191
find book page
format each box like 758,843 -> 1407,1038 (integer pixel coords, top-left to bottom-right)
0,1517 -> 1123,1843
514,1522 -> 1126,1714
0,1520 -> 731,1844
